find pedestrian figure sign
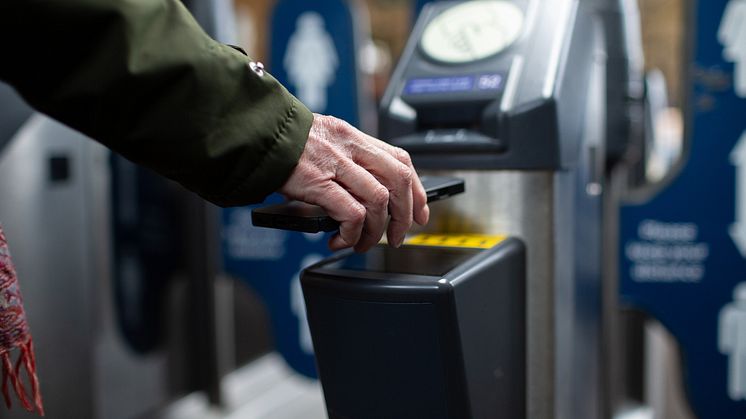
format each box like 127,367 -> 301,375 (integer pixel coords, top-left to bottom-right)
284,12 -> 338,112
270,0 -> 366,127
719,282 -> 746,401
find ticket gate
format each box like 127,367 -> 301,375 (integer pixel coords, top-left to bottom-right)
388,1 -> 604,419
304,1 -> 608,418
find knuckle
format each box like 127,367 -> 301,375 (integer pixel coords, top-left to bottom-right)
333,119 -> 355,136
371,186 -> 390,209
393,149 -> 411,166
394,147 -> 413,166
397,164 -> 413,186
349,204 -> 366,225
333,159 -> 350,178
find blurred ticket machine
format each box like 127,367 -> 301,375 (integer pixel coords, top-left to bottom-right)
303,1 -> 608,418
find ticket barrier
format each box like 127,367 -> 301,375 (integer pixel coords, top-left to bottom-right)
374,1 -> 606,418
302,235 -> 525,419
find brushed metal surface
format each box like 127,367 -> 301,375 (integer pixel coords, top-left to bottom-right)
0,116 -> 171,419
420,169 -> 557,419
419,166 -> 604,419
0,116 -> 98,419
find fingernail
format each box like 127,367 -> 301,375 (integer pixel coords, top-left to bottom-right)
395,236 -> 405,248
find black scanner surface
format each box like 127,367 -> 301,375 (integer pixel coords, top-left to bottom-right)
325,245 -> 479,277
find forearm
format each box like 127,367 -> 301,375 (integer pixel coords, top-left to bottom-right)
0,0 -> 312,206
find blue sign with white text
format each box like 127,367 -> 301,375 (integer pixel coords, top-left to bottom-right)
619,1 -> 746,417
222,197 -> 329,378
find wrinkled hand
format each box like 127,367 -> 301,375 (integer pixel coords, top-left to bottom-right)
280,114 -> 429,252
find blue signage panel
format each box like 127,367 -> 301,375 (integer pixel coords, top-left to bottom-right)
415,0 -> 437,18
222,197 -> 329,378
619,1 -> 746,416
270,0 -> 362,126
222,0 -> 370,378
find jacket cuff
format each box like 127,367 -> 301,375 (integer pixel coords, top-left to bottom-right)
208,95 -> 313,207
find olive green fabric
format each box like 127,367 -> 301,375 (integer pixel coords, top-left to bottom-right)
0,0 -> 313,207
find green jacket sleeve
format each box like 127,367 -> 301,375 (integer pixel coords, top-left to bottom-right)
0,0 -> 313,207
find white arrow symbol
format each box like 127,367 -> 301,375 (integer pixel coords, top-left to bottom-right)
730,131 -> 746,256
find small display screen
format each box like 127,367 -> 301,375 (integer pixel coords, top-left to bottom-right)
324,245 -> 479,277
403,73 -> 504,95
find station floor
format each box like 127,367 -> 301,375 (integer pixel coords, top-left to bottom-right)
159,353 -> 327,419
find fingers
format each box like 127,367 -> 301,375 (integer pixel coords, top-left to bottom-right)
349,143 -> 414,247
386,145 -> 430,226
279,114 -> 430,252
383,163 -> 413,248
334,161 -> 389,252
309,182 -> 366,251
358,132 -> 430,226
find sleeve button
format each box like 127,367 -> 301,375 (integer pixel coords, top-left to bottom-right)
249,61 -> 265,77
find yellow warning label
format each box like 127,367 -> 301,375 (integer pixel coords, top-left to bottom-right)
405,233 -> 507,249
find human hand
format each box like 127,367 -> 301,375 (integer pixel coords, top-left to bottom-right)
280,114 -> 430,252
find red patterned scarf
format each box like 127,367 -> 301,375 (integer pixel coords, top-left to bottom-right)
0,226 -> 43,415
